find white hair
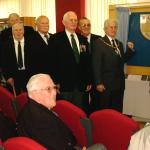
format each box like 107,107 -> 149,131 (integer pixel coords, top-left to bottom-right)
62,11 -> 77,22
26,73 -> 51,97
104,19 -> 118,30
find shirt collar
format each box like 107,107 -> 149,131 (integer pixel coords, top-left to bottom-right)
13,36 -> 24,43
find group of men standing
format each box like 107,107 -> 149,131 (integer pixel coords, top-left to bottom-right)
0,11 -> 135,114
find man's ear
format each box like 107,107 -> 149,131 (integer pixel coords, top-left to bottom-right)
62,20 -> 65,26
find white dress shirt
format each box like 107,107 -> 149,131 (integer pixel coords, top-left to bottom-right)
13,37 -> 25,70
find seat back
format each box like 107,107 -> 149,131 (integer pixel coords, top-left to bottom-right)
0,110 -> 17,141
0,86 -> 16,121
15,92 -> 28,113
52,100 -> 90,147
0,139 -> 3,150
3,137 -> 47,150
89,109 -> 140,150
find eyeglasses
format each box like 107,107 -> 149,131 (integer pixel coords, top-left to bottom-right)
34,85 -> 60,94
80,23 -> 91,28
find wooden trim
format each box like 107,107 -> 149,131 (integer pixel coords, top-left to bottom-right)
127,66 -> 150,75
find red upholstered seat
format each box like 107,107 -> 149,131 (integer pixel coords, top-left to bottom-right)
15,92 -> 28,112
89,109 -> 140,150
0,86 -> 16,122
52,100 -> 89,147
3,137 -> 47,150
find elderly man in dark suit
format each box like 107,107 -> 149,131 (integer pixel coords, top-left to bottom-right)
78,17 -> 101,115
92,19 -> 135,112
28,15 -> 53,76
50,11 -> 91,110
17,73 -> 106,150
1,22 -> 31,95
17,73 -> 77,150
78,17 -> 101,55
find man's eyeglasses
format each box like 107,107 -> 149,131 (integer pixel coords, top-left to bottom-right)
34,85 -> 60,94
81,23 -> 91,28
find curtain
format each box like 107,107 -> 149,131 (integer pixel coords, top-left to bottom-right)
85,0 -> 109,36
116,7 -> 130,51
0,0 -> 20,17
85,0 -> 136,36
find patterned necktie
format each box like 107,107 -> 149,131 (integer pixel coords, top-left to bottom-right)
112,39 -> 121,57
18,41 -> 23,69
71,34 -> 80,63
44,34 -> 49,44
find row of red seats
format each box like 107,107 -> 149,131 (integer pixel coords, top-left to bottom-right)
0,136 -> 47,150
0,85 -> 140,150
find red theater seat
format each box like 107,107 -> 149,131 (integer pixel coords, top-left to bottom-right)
3,137 -> 47,150
89,109 -> 140,150
0,86 -> 16,122
15,92 -> 28,113
52,100 -> 91,147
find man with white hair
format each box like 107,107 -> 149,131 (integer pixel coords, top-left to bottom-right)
1,22 -> 31,94
28,15 -> 53,76
17,73 -> 77,150
50,11 -> 91,112
17,73 -> 106,150
92,19 -> 135,112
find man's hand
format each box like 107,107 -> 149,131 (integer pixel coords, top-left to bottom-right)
96,84 -> 105,92
85,85 -> 92,92
82,146 -> 86,150
127,42 -> 134,49
7,78 -> 14,87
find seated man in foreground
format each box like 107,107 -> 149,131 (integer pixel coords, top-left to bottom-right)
17,73 -> 106,150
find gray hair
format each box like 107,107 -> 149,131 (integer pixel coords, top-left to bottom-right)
78,17 -> 90,26
36,15 -> 49,25
12,22 -> 24,31
26,73 -> 51,97
8,13 -> 20,20
62,11 -> 77,22
104,19 -> 118,30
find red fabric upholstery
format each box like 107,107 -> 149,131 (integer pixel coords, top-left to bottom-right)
0,86 -> 16,122
52,100 -> 88,147
89,109 -> 140,150
15,92 -> 28,112
3,137 -> 47,150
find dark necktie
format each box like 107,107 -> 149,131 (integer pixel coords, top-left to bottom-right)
71,34 -> 80,63
112,39 -> 121,57
18,41 -> 23,69
44,34 -> 49,44
112,39 -> 116,49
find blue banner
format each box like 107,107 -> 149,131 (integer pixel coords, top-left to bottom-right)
127,12 -> 150,66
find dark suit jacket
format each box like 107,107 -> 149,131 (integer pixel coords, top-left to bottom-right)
92,35 -> 135,91
89,34 -> 101,55
17,99 -> 76,150
28,31 -> 53,76
1,35 -> 31,93
50,31 -> 91,91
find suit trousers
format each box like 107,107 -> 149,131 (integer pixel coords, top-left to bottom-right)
96,88 -> 124,112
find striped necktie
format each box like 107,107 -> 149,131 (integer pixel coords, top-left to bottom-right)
71,34 -> 80,63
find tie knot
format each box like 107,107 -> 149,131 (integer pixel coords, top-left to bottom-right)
71,34 -> 74,38
112,39 -> 115,43
44,34 -> 48,39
